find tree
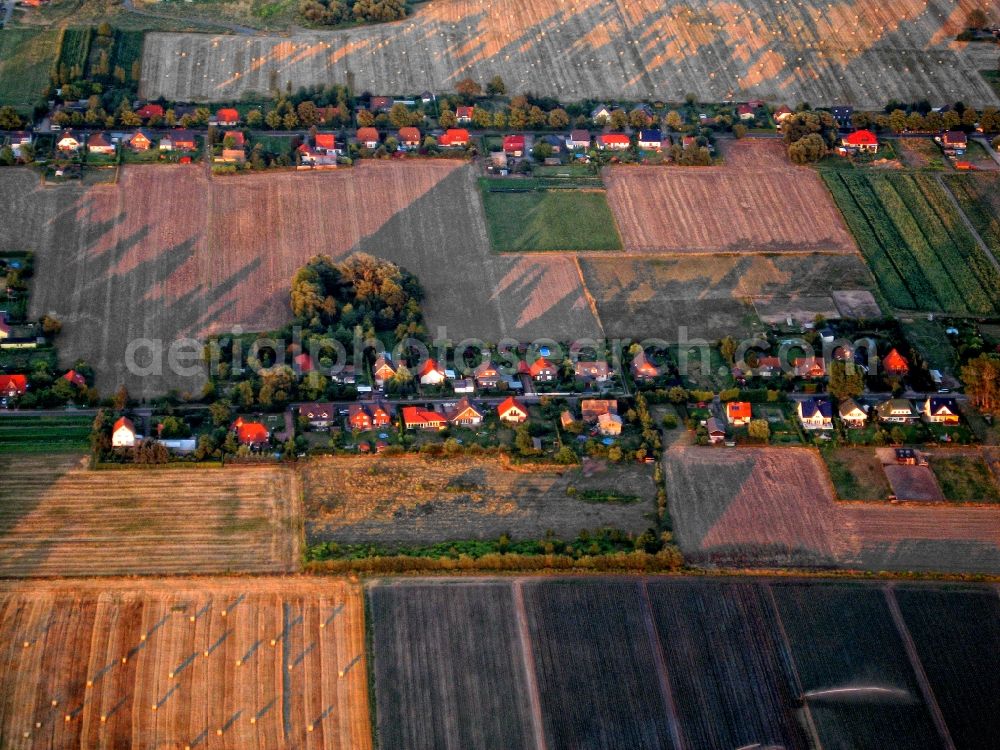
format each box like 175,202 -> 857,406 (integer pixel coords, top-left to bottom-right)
297,100 -> 321,126
788,132 -> 827,164
112,386 -> 129,410
890,426 -> 906,446
0,146 -> 15,167
246,109 -> 263,128
732,123 -> 747,139
455,78 -> 482,98
356,108 -> 375,127
554,445 -> 578,464
961,354 -> 1000,411
667,386 -> 688,404
472,106 -> 493,129
388,102 -> 411,129
0,106 -> 23,129
610,109 -> 628,130
719,336 -> 737,364
486,75 -> 506,96
222,430 -> 240,455
967,8 -> 988,29
664,110 -> 684,131
547,108 -> 569,128
209,399 -> 233,427
828,361 -> 864,399
265,109 -> 282,129
438,109 -> 457,128
194,434 -> 218,461
748,419 -> 770,442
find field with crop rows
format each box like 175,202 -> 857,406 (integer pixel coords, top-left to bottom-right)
0,453 -> 301,576
55,27 -> 93,76
894,586 -> 1000,750
0,415 -> 92,454
0,577 -> 370,750
139,0 -> 999,107
606,140 -> 856,255
0,163 -> 600,397
479,180 -> 622,252
369,577 -> 997,750
664,445 -> 1000,572
304,455 -> 656,545
942,173 -> 1000,262
822,170 -> 1000,315
0,29 -> 60,111
368,581 -> 535,750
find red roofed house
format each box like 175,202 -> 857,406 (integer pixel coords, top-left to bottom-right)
136,103 -> 164,121
160,130 -> 197,151
372,354 -> 396,385
418,359 -> 446,386
0,374 -> 28,398
727,401 -> 752,426
792,357 -> 826,379
87,132 -> 116,155
293,352 -> 314,373
112,416 -> 137,448
841,129 -> 879,153
398,127 -> 421,149
369,96 -> 392,112
231,417 -> 269,446
216,108 -> 240,126
596,133 -> 630,150
402,405 -> 446,430
315,133 -> 338,153
773,105 -> 794,125
529,358 -> 557,382
503,135 -> 526,157
439,128 -> 470,147
883,348 -> 909,377
63,370 -> 87,388
737,103 -> 756,120
224,130 -> 245,147
574,361 -> 610,384
446,397 -> 483,426
129,130 -> 154,151
939,130 -> 967,155
474,361 -> 501,389
455,106 -> 474,123
356,127 -> 380,149
497,396 -> 528,424
348,401 -> 394,430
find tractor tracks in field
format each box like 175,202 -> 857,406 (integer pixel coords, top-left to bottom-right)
933,173 -> 1000,274
512,579 -> 548,750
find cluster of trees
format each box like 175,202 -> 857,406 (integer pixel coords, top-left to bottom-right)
9,359 -> 99,409
961,354 -> 1000,411
782,110 -> 838,164
853,105 -> 1000,135
299,0 -> 407,25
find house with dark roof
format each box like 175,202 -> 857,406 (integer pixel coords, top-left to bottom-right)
446,397 -> 483,426
875,398 -> 918,424
474,361 -> 501,389
567,129 -> 591,149
87,132 -> 116,155
300,402 -> 336,429
838,398 -> 868,428
160,130 -> 196,151
831,106 -> 854,128
797,398 -> 833,430
922,397 -> 959,424
637,130 -> 662,150
939,130 -> 967,155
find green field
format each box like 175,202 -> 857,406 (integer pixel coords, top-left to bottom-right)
822,171 -> 1000,315
0,29 -> 60,110
0,415 -> 92,454
479,179 -> 622,252
55,27 -> 93,75
822,447 -> 891,501
930,455 -> 1000,503
942,173 -> 1000,264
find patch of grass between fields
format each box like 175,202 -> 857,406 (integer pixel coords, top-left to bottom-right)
0,29 -> 60,111
930,455 -> 1000,503
479,178 -> 622,252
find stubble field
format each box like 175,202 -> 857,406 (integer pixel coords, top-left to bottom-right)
0,577 -> 370,750
663,445 -> 1000,572
0,163 -> 600,396
139,0 -> 999,107
303,455 -> 657,545
368,576 -> 996,750
0,453 -> 301,576
605,140 -> 857,255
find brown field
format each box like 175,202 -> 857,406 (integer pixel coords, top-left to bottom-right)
0,454 -> 300,577
582,252 -> 876,341
0,577 -> 370,750
0,163 -> 600,396
664,445 -> 1000,573
883,464 -> 946,501
139,0 -> 1000,107
605,140 -> 856,255
303,455 -> 657,545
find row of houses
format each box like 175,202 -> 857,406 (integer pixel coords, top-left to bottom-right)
796,396 -> 960,431
0,369 -> 87,400
55,129 -> 198,155
732,347 -> 912,381
369,354 -> 615,391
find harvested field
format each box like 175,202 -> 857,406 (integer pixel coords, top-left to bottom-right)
303,455 -> 657,545
0,577 -> 370,750
368,580 -> 535,750
139,0 -> 1000,107
664,445 -> 1000,573
368,577 -> 999,750
605,140 -> 856,255
883,464 -> 945,502
582,253 -> 875,341
832,289 -> 882,319
0,163 -> 600,396
0,453 -> 300,576
770,583 -> 942,750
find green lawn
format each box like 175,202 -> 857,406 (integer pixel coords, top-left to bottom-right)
930,455 -> 1000,503
0,29 -> 60,111
479,179 -> 622,252
822,447 -> 891,500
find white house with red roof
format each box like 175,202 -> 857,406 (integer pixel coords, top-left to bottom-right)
112,417 -> 138,447
439,129 -> 470,147
529,358 -> 557,381
596,133 -> 630,150
63,370 -> 87,388
503,134 -> 526,156
840,129 -> 878,154
497,396 -> 528,424
419,359 -> 447,386
455,106 -> 474,123
0,374 -> 27,398
216,108 -> 240,126
402,405 -> 446,430
231,417 -> 269,446
446,397 -> 483,426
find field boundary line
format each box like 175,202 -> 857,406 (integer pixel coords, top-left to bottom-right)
638,580 -> 685,750
883,586 -> 956,750
572,256 -> 605,340
512,579 -> 548,750
764,584 -> 823,750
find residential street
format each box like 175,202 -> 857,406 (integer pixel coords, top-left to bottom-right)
1,0 -> 15,28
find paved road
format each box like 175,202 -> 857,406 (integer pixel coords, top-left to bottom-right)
1,0 -> 15,28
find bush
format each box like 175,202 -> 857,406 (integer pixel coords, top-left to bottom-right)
662,414 -> 678,429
